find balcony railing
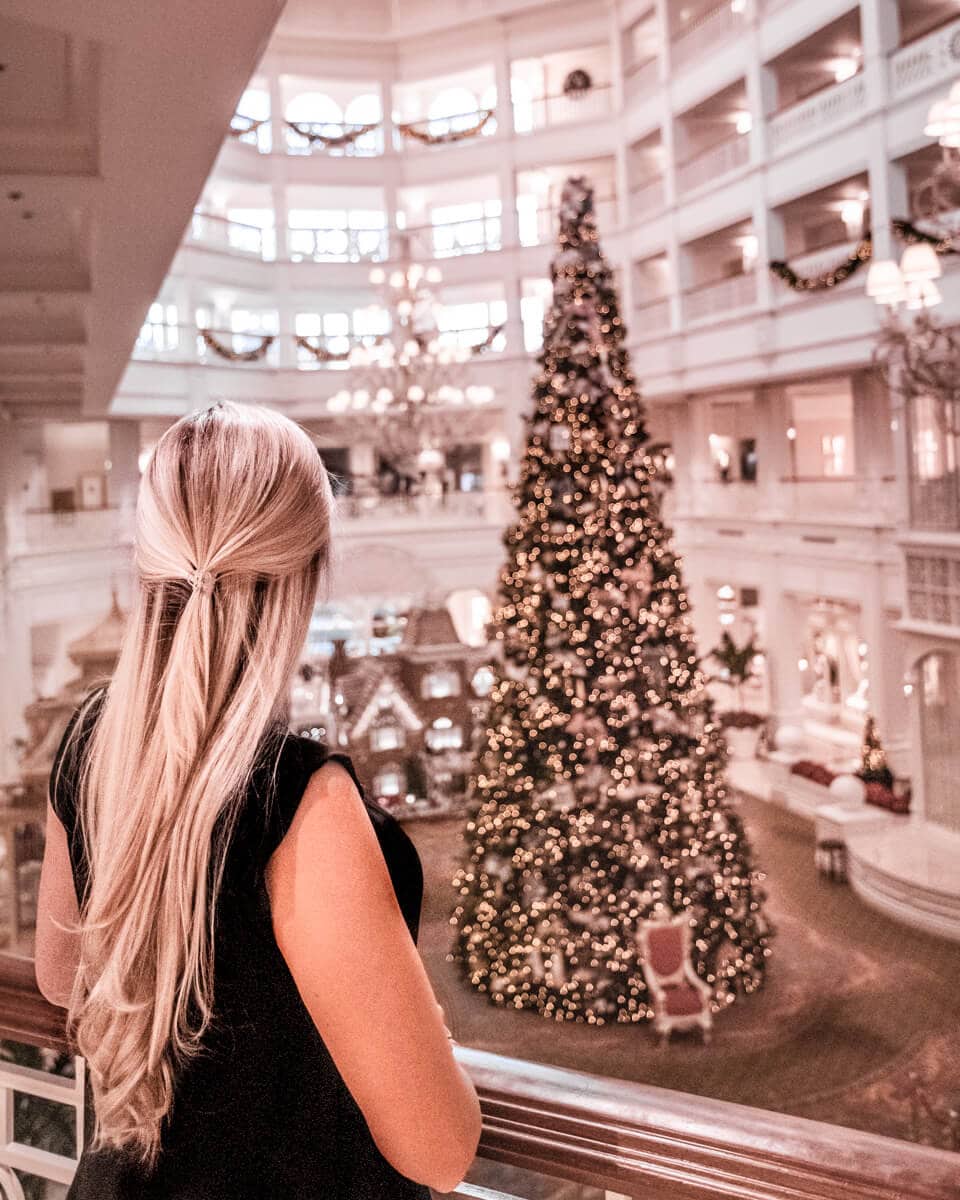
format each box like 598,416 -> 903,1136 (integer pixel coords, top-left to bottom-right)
520,83 -> 614,133
671,475 -> 898,523
624,55 -> 660,100
683,271 -> 758,322
768,73 -> 867,156
187,212 -> 275,260
405,214 -> 503,259
630,176 -> 666,217
675,133 -> 749,194
0,955 -> 956,1200
132,324 -> 507,371
341,489 -> 510,526
286,226 -> 389,264
5,507 -> 125,560
890,14 -> 960,101
671,2 -> 745,66
633,296 -> 673,338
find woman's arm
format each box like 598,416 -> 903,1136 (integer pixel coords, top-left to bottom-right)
265,761 -> 481,1194
35,800 -> 82,1008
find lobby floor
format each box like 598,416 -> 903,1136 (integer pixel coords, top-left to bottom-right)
406,792 -> 960,1148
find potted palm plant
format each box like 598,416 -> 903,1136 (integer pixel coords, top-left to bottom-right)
709,630 -> 766,759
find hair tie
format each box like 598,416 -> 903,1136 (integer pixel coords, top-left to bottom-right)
188,568 -> 216,597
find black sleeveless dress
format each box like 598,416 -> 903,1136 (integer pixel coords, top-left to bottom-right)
49,688 -> 434,1200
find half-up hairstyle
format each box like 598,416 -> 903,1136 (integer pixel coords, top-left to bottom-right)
63,401 -> 334,1166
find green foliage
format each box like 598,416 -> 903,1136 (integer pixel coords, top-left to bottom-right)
709,630 -> 760,688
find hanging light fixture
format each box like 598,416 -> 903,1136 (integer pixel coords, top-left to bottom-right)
329,234 -> 502,448
925,80 -> 960,148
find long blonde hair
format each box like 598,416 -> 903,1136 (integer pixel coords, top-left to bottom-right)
64,401 -> 333,1165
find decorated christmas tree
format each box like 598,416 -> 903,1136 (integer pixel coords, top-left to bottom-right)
857,714 -> 894,789
449,177 -> 771,1025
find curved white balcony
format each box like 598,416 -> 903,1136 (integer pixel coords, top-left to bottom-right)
187,212 -> 275,260
675,133 -> 750,195
624,56 -> 659,101
890,14 -> 960,102
630,176 -> 667,217
683,271 -> 758,323
671,2 -> 746,67
4,507 -> 127,562
633,296 -> 673,339
768,73 -> 868,158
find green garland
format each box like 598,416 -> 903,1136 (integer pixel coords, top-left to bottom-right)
769,233 -> 872,292
892,218 -> 957,256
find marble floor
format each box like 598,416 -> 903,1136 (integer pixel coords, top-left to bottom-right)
405,790 -> 960,1151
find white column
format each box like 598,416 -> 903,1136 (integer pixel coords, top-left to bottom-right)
0,588 -> 33,785
756,384 -> 792,511
861,0 -> 900,108
106,419 -> 141,533
492,19 -> 515,137
266,60 -> 285,158
765,589 -> 807,735
499,163 -> 520,248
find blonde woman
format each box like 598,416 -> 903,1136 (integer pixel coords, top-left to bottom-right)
35,401 -> 481,1198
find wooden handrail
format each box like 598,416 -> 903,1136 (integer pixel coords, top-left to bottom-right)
0,954 -> 69,1052
457,1046 -> 960,1200
1,954 -> 957,1199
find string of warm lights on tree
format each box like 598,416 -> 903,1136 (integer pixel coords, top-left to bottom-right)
449,176 -> 771,1026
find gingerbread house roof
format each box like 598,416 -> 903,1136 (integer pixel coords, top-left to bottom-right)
347,673 -> 424,739
67,590 -> 126,669
400,605 -> 469,662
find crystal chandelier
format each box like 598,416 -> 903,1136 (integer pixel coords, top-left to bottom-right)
327,236 -> 496,447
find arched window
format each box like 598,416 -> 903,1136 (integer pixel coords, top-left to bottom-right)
285,92 -> 344,155
344,93 -> 384,156
233,86 -> 271,153
428,86 -> 482,137
919,650 -> 960,832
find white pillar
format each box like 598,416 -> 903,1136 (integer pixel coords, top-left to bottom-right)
106,419 -> 141,532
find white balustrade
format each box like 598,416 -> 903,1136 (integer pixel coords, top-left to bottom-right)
286,226 -> 389,264
630,177 -> 666,217
9,508 -> 124,559
675,134 -> 749,194
633,297 -> 673,338
674,476 -> 897,521
768,74 -> 867,156
524,85 -> 613,132
671,3 -> 744,67
187,213 -> 272,259
890,15 -> 960,101
683,272 -> 757,322
341,489 -> 509,526
406,216 -> 502,259
624,57 -> 660,100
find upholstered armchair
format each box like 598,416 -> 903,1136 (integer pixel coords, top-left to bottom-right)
638,917 -> 713,1044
